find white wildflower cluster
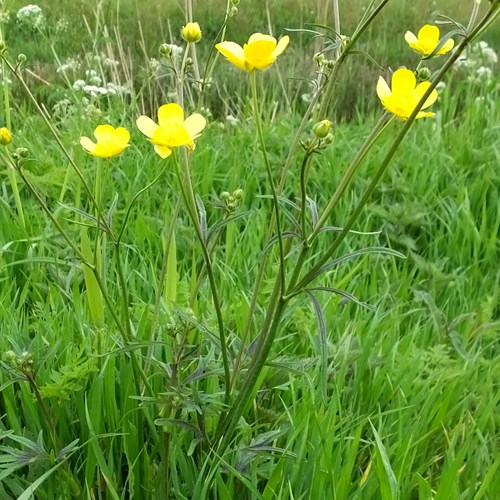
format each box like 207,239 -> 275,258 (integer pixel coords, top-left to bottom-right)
148,57 -> 161,75
55,18 -> 69,34
70,69 -> 130,98
52,96 -> 103,121
225,114 -> 239,126
56,57 -> 81,74
16,4 -> 45,30
92,53 -> 120,69
454,40 -> 498,84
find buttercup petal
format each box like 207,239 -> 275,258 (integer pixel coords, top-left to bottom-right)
404,31 -> 418,45
376,76 -> 392,100
416,111 -> 435,119
80,136 -> 96,154
414,82 -> 438,109
215,42 -> 248,70
136,115 -> 159,139
272,36 -> 289,58
154,144 -> 173,158
437,38 -> 454,54
248,33 -> 277,45
391,68 -> 416,95
418,24 -> 440,44
158,103 -> 184,130
114,127 -> 131,144
94,124 -> 117,142
244,39 -> 277,69
184,114 -> 206,140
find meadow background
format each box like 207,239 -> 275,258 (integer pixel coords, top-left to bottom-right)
0,0 -> 499,498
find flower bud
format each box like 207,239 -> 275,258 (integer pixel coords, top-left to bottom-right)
313,52 -> 325,65
17,53 -> 26,64
312,119 -> 331,139
181,22 -> 202,43
220,191 -> 230,201
230,6 -> 238,16
0,40 -> 6,51
4,350 -> 17,365
0,127 -> 11,145
231,0 -> 240,5
233,188 -> 243,200
159,43 -> 172,58
417,67 -> 431,81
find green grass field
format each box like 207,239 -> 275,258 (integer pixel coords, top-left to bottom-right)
0,0 -> 499,498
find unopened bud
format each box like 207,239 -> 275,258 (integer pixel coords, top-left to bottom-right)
312,119 -> 331,139
220,191 -> 230,201
0,127 -> 11,145
230,6 -> 238,16
313,52 -> 325,65
233,188 -> 243,200
159,43 -> 172,58
417,67 -> 431,81
17,53 -> 26,64
4,350 -> 17,365
181,22 -> 202,43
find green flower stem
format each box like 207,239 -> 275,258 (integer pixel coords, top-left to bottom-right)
292,33 -> 475,295
197,0 -> 232,108
300,148 -> 315,242
233,2 -> 389,380
318,0 -> 390,118
215,274 -> 285,448
1,26 -> 26,229
250,70 -> 286,295
5,163 -> 26,229
10,161 -> 89,264
172,152 -> 231,404
0,54 -> 111,236
308,112 -> 391,244
230,69 -> 289,384
11,157 -> 158,441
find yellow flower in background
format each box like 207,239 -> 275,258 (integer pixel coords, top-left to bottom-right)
216,33 -> 289,71
405,25 -> 454,57
80,125 -> 130,158
182,21 -> 202,43
0,127 -> 12,145
136,103 -> 206,158
377,68 -> 438,120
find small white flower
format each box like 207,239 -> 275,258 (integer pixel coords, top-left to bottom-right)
72,79 -> 86,91
17,4 -> 45,29
226,114 -> 239,126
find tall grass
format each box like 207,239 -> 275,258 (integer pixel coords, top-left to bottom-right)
0,0 -> 499,498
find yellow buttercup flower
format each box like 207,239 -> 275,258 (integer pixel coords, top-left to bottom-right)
80,125 -> 130,158
405,25 -> 454,57
0,127 -> 12,145
182,21 -> 202,43
377,68 -> 438,120
136,103 -> 206,158
215,33 -> 289,71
